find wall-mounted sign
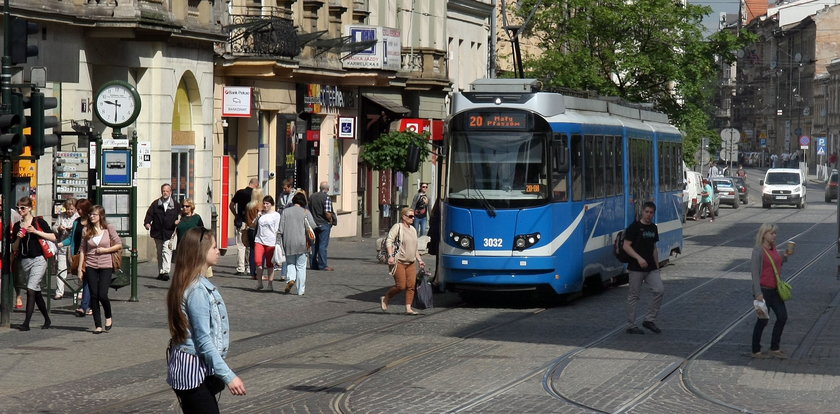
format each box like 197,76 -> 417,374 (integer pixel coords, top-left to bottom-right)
338,117 -> 355,139
102,150 -> 132,186
222,86 -> 252,117
342,26 -> 401,71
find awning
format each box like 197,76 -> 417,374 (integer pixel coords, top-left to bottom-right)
363,92 -> 410,114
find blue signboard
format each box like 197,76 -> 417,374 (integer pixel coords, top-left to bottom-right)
102,150 -> 132,186
817,137 -> 827,156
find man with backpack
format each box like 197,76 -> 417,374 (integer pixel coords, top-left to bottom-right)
411,183 -> 430,237
622,201 -> 663,335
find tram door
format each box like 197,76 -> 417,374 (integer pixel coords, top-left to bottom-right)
628,138 -> 653,220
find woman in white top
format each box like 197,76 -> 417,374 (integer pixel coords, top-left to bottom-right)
254,195 -> 282,291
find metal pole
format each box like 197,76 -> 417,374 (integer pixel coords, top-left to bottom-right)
1,0 -> 12,327
130,130 -> 138,301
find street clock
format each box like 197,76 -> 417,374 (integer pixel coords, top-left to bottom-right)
94,80 -> 141,129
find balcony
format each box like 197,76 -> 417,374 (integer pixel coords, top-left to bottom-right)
223,12 -> 299,59
716,108 -> 731,118
400,47 -> 449,90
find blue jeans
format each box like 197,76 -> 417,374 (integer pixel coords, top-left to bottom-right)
311,223 -> 332,270
414,217 -> 428,237
752,287 -> 788,353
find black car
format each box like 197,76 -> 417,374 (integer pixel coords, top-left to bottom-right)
826,170 -> 838,202
731,176 -> 748,204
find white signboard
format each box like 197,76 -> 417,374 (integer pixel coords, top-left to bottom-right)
138,141 -> 151,168
338,117 -> 355,139
102,138 -> 129,148
222,87 -> 252,117
342,26 -> 401,71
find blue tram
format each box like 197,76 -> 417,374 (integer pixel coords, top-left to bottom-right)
439,79 -> 684,296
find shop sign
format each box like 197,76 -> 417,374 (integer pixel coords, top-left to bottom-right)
304,85 -> 356,114
338,117 -> 356,139
222,87 -> 252,117
391,118 -> 444,141
343,26 -> 401,71
379,169 -> 392,205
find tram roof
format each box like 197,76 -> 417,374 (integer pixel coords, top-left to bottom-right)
457,78 -> 673,125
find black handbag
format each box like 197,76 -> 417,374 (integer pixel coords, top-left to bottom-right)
413,268 -> 434,310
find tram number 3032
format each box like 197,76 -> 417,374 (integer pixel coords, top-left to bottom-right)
483,238 -> 503,247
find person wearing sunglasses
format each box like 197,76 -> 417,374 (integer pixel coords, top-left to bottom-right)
411,183 -> 430,236
381,207 -> 425,315
166,227 -> 247,412
11,196 -> 57,331
176,198 -> 205,252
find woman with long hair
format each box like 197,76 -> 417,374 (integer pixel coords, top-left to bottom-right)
278,192 -> 315,295
12,196 -> 57,331
751,223 -> 792,359
166,227 -> 246,413
52,198 -> 78,300
382,207 -> 425,315
254,195 -> 281,291
79,205 -> 122,334
245,187 -> 264,280
65,199 -> 93,317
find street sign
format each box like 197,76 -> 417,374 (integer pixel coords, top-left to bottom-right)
817,137 -> 827,156
799,135 -> 810,146
720,128 -> 740,144
760,138 -> 767,148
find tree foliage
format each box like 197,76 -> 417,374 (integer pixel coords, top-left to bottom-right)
517,0 -> 755,161
359,130 -> 430,171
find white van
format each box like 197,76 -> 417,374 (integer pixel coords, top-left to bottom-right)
760,168 -> 806,209
684,169 -> 703,216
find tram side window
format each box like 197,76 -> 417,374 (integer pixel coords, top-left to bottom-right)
551,136 -> 569,201
595,135 -> 605,198
584,136 -> 594,199
615,137 -> 623,195
571,134 -> 583,201
605,136 -> 614,197
674,144 -> 683,190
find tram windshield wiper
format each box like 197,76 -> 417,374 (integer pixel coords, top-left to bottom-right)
466,171 -> 497,217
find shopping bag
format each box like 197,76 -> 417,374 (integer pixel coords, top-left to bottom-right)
273,243 -> 286,265
413,268 -> 434,310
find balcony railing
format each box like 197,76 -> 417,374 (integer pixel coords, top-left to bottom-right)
226,14 -> 298,58
401,48 -> 447,79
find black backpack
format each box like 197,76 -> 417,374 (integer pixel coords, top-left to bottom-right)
614,229 -> 632,263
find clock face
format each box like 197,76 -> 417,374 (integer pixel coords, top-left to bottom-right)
95,82 -> 140,128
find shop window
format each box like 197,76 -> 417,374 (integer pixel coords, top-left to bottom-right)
171,147 -> 195,202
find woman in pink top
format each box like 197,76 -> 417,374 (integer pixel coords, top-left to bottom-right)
80,205 -> 122,334
750,223 -> 792,359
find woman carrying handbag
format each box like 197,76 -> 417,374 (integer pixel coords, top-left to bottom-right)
381,207 -> 425,315
79,205 -> 122,334
750,223 -> 792,359
12,196 -> 57,331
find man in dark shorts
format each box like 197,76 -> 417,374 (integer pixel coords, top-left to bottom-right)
622,201 -> 663,334
229,178 -> 258,275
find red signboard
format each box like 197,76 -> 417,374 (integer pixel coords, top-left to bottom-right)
391,118 -> 444,141
306,130 -> 321,142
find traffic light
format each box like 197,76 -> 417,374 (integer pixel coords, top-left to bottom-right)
10,17 -> 39,65
28,91 -> 59,158
0,111 -> 25,157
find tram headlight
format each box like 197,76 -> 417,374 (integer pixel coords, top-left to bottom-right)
449,232 -> 474,250
513,233 -> 541,251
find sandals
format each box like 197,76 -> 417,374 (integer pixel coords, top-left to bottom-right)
380,296 -> 388,312
75,309 -> 85,317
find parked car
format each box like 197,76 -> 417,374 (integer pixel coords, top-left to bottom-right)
685,170 -> 704,217
712,177 -> 739,208
826,170 -> 838,202
731,176 -> 749,204
761,168 -> 806,209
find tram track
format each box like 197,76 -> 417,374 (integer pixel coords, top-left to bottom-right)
538,216 -> 837,413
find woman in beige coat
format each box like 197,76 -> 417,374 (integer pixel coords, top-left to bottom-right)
381,207 -> 425,315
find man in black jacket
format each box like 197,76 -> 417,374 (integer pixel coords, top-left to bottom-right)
144,183 -> 181,281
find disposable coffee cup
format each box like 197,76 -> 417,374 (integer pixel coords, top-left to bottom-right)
786,241 -> 796,255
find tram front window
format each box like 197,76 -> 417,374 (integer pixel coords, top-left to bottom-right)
448,132 -> 548,208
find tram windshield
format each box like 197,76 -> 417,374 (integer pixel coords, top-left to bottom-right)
448,132 -> 548,208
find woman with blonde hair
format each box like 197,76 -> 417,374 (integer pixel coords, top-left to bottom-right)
751,223 -> 792,359
381,207 -> 425,315
80,205 -> 122,334
166,227 -> 246,412
245,187 -> 264,280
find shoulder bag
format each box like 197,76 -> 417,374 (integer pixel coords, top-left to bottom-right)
764,248 -> 792,301
304,216 -> 316,249
388,225 -> 402,276
33,217 -> 57,259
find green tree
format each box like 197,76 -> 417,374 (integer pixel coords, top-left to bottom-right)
359,130 -> 430,171
518,0 -> 754,161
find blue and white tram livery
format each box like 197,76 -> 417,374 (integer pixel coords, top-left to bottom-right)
440,79 -> 684,296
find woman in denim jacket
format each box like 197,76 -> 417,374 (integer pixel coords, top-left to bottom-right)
166,227 -> 246,413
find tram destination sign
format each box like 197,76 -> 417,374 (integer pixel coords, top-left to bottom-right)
464,111 -> 530,130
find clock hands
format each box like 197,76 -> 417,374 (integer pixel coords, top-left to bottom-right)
103,99 -> 122,123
